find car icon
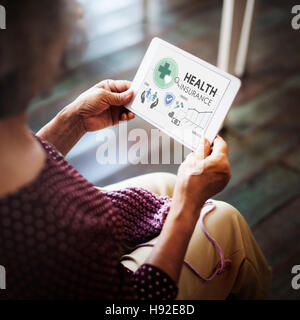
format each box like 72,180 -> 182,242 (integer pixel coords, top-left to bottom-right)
171,117 -> 180,126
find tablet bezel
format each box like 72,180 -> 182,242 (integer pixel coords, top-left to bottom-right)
126,37 -> 241,149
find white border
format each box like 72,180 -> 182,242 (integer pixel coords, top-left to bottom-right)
126,37 -> 241,149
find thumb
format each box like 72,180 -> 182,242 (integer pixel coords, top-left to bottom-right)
195,137 -> 211,159
102,89 -> 134,106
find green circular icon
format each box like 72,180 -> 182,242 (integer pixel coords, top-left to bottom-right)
153,57 -> 178,89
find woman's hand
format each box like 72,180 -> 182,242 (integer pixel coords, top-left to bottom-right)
144,136 -> 231,283
70,79 -> 135,132
172,135 -> 231,217
37,79 -> 135,156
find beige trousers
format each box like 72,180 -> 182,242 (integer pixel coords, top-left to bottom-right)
101,172 -> 272,300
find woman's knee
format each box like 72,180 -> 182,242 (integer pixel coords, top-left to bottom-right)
148,172 -> 177,183
203,200 -> 244,232
145,172 -> 177,197
203,201 -> 271,279
101,171 -> 177,196
212,200 -> 241,218
198,200 -> 250,257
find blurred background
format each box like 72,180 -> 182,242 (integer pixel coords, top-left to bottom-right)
28,0 -> 300,299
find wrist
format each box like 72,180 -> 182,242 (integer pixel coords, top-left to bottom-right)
37,104 -> 86,156
171,185 -> 207,216
168,201 -> 203,233
57,103 -> 86,137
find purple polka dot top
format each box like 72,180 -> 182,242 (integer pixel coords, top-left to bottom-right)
0,136 -> 178,300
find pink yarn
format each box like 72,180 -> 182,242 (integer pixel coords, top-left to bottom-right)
132,200 -> 232,282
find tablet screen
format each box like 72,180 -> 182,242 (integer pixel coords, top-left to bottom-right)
130,40 -> 235,150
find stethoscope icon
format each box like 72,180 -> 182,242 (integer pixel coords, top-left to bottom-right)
175,77 -> 181,87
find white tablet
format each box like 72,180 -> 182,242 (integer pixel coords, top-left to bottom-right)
126,37 -> 241,151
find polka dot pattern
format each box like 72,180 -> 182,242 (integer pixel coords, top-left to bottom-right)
132,264 -> 178,300
0,136 -> 178,300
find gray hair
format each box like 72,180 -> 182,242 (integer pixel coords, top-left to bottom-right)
0,0 -> 78,118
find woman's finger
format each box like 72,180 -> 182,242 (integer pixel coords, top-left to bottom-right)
95,79 -> 132,93
121,113 -> 127,121
120,111 -> 135,121
102,89 -> 134,106
194,137 -> 211,159
127,112 -> 135,119
210,135 -> 228,157
113,80 -> 132,93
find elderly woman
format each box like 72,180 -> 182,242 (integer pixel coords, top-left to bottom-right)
0,0 -> 271,299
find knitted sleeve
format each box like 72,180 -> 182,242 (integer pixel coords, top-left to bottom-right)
104,187 -> 170,248
104,188 -> 178,299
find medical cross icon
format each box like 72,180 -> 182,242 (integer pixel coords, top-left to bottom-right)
158,63 -> 171,79
153,57 -> 178,89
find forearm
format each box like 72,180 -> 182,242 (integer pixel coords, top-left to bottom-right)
37,103 -> 85,156
144,200 -> 204,283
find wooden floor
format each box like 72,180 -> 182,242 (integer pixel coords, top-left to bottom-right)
28,0 -> 300,299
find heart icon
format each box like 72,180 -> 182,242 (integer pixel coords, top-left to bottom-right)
164,75 -> 172,84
